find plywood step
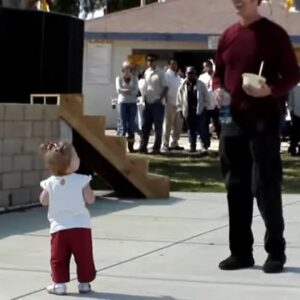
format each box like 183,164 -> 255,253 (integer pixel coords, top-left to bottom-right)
127,154 -> 149,174
146,173 -> 170,198
82,115 -> 106,137
59,94 -> 170,198
104,135 -> 127,159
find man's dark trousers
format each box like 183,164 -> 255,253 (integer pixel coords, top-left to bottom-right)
140,101 -> 165,151
219,114 -> 286,259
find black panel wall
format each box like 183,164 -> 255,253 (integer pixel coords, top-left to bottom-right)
0,8 -> 84,103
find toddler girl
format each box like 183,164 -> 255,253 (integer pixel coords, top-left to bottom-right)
39,142 -> 96,295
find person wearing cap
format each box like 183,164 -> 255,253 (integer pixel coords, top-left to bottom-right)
213,0 -> 300,273
115,61 -> 139,152
177,66 -> 209,153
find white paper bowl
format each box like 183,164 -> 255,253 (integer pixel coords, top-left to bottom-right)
242,73 -> 266,89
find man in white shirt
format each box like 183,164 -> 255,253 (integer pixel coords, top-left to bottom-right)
163,59 -> 184,151
139,54 -> 168,154
199,60 -> 220,141
137,70 -> 146,131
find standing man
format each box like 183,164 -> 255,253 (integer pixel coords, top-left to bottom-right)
177,66 -> 209,152
199,60 -> 221,140
139,54 -> 168,154
213,0 -> 300,273
163,59 -> 184,151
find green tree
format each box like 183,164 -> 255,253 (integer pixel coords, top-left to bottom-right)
50,0 -> 105,17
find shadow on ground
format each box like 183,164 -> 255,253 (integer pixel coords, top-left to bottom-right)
66,292 -> 177,299
0,196 -> 184,239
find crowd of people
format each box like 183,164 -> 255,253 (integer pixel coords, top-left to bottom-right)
114,56 -> 222,154
114,55 -> 300,157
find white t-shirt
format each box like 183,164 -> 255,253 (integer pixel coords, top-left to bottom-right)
144,68 -> 167,103
40,173 -> 92,234
199,72 -> 217,110
115,75 -> 139,104
138,78 -> 146,96
165,69 -> 181,106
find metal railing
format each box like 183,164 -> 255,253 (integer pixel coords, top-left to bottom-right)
30,94 -> 60,105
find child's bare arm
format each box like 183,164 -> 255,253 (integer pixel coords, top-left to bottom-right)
39,190 -> 49,206
83,185 -> 95,204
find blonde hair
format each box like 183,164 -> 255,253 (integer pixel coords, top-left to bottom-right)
40,142 -> 73,176
122,61 -> 132,72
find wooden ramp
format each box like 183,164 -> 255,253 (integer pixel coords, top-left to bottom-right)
59,94 -> 170,198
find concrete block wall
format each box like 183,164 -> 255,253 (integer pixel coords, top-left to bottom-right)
0,104 -> 72,209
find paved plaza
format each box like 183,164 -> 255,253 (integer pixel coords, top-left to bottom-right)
1,192 -> 300,299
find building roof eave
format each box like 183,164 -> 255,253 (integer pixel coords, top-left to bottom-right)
85,32 -> 218,42
85,31 -> 300,44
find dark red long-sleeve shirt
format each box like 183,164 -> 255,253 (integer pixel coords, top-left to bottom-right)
213,17 -> 300,118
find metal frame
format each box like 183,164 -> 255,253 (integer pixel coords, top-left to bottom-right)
30,94 -> 60,105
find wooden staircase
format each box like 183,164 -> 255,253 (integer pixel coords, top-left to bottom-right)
59,94 -> 170,198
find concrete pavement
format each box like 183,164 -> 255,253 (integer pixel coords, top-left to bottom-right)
1,192 -> 300,299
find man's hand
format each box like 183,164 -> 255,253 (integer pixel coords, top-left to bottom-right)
214,88 -> 222,108
243,82 -> 272,98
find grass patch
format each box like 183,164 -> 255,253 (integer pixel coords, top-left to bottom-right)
149,153 -> 224,193
91,152 -> 300,194
282,154 -> 300,193
149,153 -> 300,194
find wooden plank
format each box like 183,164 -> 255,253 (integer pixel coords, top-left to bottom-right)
58,94 -> 170,198
104,135 -> 127,159
146,173 -> 170,198
127,154 -> 149,174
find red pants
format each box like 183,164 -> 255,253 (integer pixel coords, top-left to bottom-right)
50,228 -> 96,283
